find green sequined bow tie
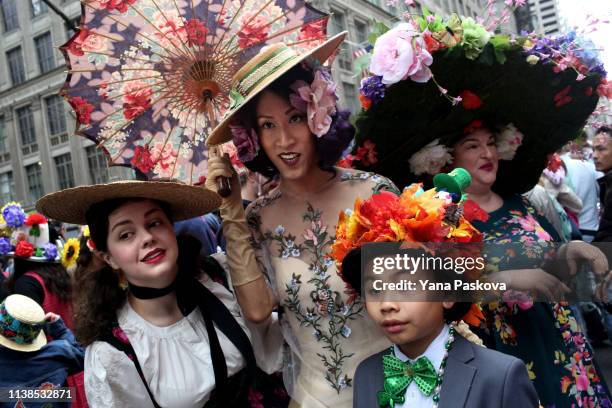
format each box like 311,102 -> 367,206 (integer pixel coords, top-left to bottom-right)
377,353 -> 438,407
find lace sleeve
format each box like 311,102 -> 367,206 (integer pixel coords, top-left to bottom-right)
84,341 -> 154,408
245,195 -> 279,295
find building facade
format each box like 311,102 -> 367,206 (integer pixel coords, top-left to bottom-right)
527,0 -> 562,35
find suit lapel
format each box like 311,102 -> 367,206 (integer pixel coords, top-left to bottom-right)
438,336 -> 476,408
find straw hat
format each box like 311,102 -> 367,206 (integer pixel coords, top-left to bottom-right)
0,294 -> 47,352
36,180 -> 221,225
206,31 -> 348,146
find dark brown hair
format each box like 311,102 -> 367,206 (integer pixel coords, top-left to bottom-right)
73,198 -> 202,346
8,258 -> 72,301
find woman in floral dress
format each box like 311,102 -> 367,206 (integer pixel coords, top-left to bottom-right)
450,127 -> 612,407
204,34 -> 399,407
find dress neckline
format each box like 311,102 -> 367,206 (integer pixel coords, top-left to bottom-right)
279,169 -> 340,201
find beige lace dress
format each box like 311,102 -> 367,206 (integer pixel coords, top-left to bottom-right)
246,168 -> 399,407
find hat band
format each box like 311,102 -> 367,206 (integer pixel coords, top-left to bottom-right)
0,303 -> 42,345
234,46 -> 299,98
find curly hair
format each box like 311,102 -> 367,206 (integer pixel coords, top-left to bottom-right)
234,63 -> 354,178
73,198 -> 203,346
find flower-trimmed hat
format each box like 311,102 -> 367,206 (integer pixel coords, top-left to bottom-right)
351,13 -> 609,194
0,294 -> 47,352
0,203 -> 61,263
206,31 -> 347,146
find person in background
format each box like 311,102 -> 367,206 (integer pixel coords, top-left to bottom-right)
0,294 -> 84,408
593,126 -> 612,242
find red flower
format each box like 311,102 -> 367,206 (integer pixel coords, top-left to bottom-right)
546,153 -> 562,172
131,145 -> 155,174
463,119 -> 483,135
463,199 -> 489,223
359,94 -> 372,110
597,79 -> 612,99
194,175 -> 207,186
123,85 -> 152,120
298,19 -> 327,42
67,28 -> 91,56
237,13 -> 270,49
100,0 -> 137,13
15,241 -> 34,258
422,32 -> 443,53
554,85 -> 573,107
336,155 -> 355,169
354,140 -> 378,166
459,90 -> 483,110
70,97 -> 95,125
25,213 -> 47,227
184,19 -> 208,47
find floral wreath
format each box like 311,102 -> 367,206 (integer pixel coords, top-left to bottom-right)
230,59 -> 338,164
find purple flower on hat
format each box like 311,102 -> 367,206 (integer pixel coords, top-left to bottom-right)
0,237 -> 10,255
230,124 -> 260,163
43,243 -> 58,261
360,76 -> 386,105
2,204 -> 26,228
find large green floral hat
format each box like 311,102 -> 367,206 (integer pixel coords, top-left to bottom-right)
349,11 -> 610,195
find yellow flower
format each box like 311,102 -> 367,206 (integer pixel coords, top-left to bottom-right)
61,238 -> 80,271
82,225 -> 90,238
525,362 -> 536,380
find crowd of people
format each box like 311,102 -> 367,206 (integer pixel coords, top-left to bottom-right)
1,7 -> 612,408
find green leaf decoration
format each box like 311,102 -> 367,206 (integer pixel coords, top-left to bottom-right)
368,21 -> 390,46
29,225 -> 41,238
353,53 -> 372,77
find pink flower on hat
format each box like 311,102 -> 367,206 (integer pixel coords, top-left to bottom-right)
369,23 -> 433,85
289,69 -> 338,137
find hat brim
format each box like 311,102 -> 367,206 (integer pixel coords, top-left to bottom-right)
206,32 -> 348,146
7,253 -> 60,263
36,181 -> 221,225
0,328 -> 46,352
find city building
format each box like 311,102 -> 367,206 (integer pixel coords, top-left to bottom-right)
527,0 -> 562,35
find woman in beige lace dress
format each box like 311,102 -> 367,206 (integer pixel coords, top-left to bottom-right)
205,33 -> 399,407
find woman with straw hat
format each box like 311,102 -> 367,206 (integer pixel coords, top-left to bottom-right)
36,180 -> 287,408
204,32 -> 400,407
0,294 -> 84,406
351,11 -> 612,407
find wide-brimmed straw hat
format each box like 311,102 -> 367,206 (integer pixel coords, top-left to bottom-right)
0,294 -> 47,352
206,31 -> 347,146
36,180 -> 221,225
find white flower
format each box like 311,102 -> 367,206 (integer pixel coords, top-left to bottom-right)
408,139 -> 453,175
496,123 -> 524,160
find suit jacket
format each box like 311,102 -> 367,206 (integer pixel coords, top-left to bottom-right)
353,335 -> 539,408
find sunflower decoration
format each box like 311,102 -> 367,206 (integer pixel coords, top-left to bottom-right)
61,238 -> 80,272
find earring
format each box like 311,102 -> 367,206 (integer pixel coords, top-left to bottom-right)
118,274 -> 129,291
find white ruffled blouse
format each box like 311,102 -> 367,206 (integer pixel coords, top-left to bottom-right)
84,276 -> 259,408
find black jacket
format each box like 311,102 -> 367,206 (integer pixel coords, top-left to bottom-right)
595,172 -> 612,242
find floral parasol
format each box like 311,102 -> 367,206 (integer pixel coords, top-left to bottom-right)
60,0 -> 328,184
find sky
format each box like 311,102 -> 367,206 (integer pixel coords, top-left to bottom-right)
557,0 -> 612,71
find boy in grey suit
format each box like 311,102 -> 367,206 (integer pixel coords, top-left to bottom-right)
341,248 -> 539,408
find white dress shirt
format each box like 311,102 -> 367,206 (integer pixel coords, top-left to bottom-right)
393,324 -> 450,408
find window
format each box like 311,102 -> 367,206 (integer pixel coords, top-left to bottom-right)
45,95 -> 67,144
25,163 -> 44,203
342,82 -> 358,114
1,0 -> 18,32
337,46 -> 352,71
35,32 -> 55,74
86,145 -> 110,184
54,153 -> 75,189
0,116 -> 9,163
17,106 -> 38,155
0,172 -> 14,203
329,11 -> 346,35
65,16 -> 80,40
6,47 -> 26,85
30,0 -> 48,17
354,21 -> 368,44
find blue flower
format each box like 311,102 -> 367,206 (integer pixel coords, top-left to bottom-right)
0,237 -> 11,255
341,325 -> 352,338
43,243 -> 58,261
275,225 -> 285,235
282,249 -> 290,259
286,239 -> 294,249
360,76 -> 386,105
2,204 -> 26,228
291,248 -> 300,257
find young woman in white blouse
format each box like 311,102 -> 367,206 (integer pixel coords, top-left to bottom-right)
36,181 -> 285,408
